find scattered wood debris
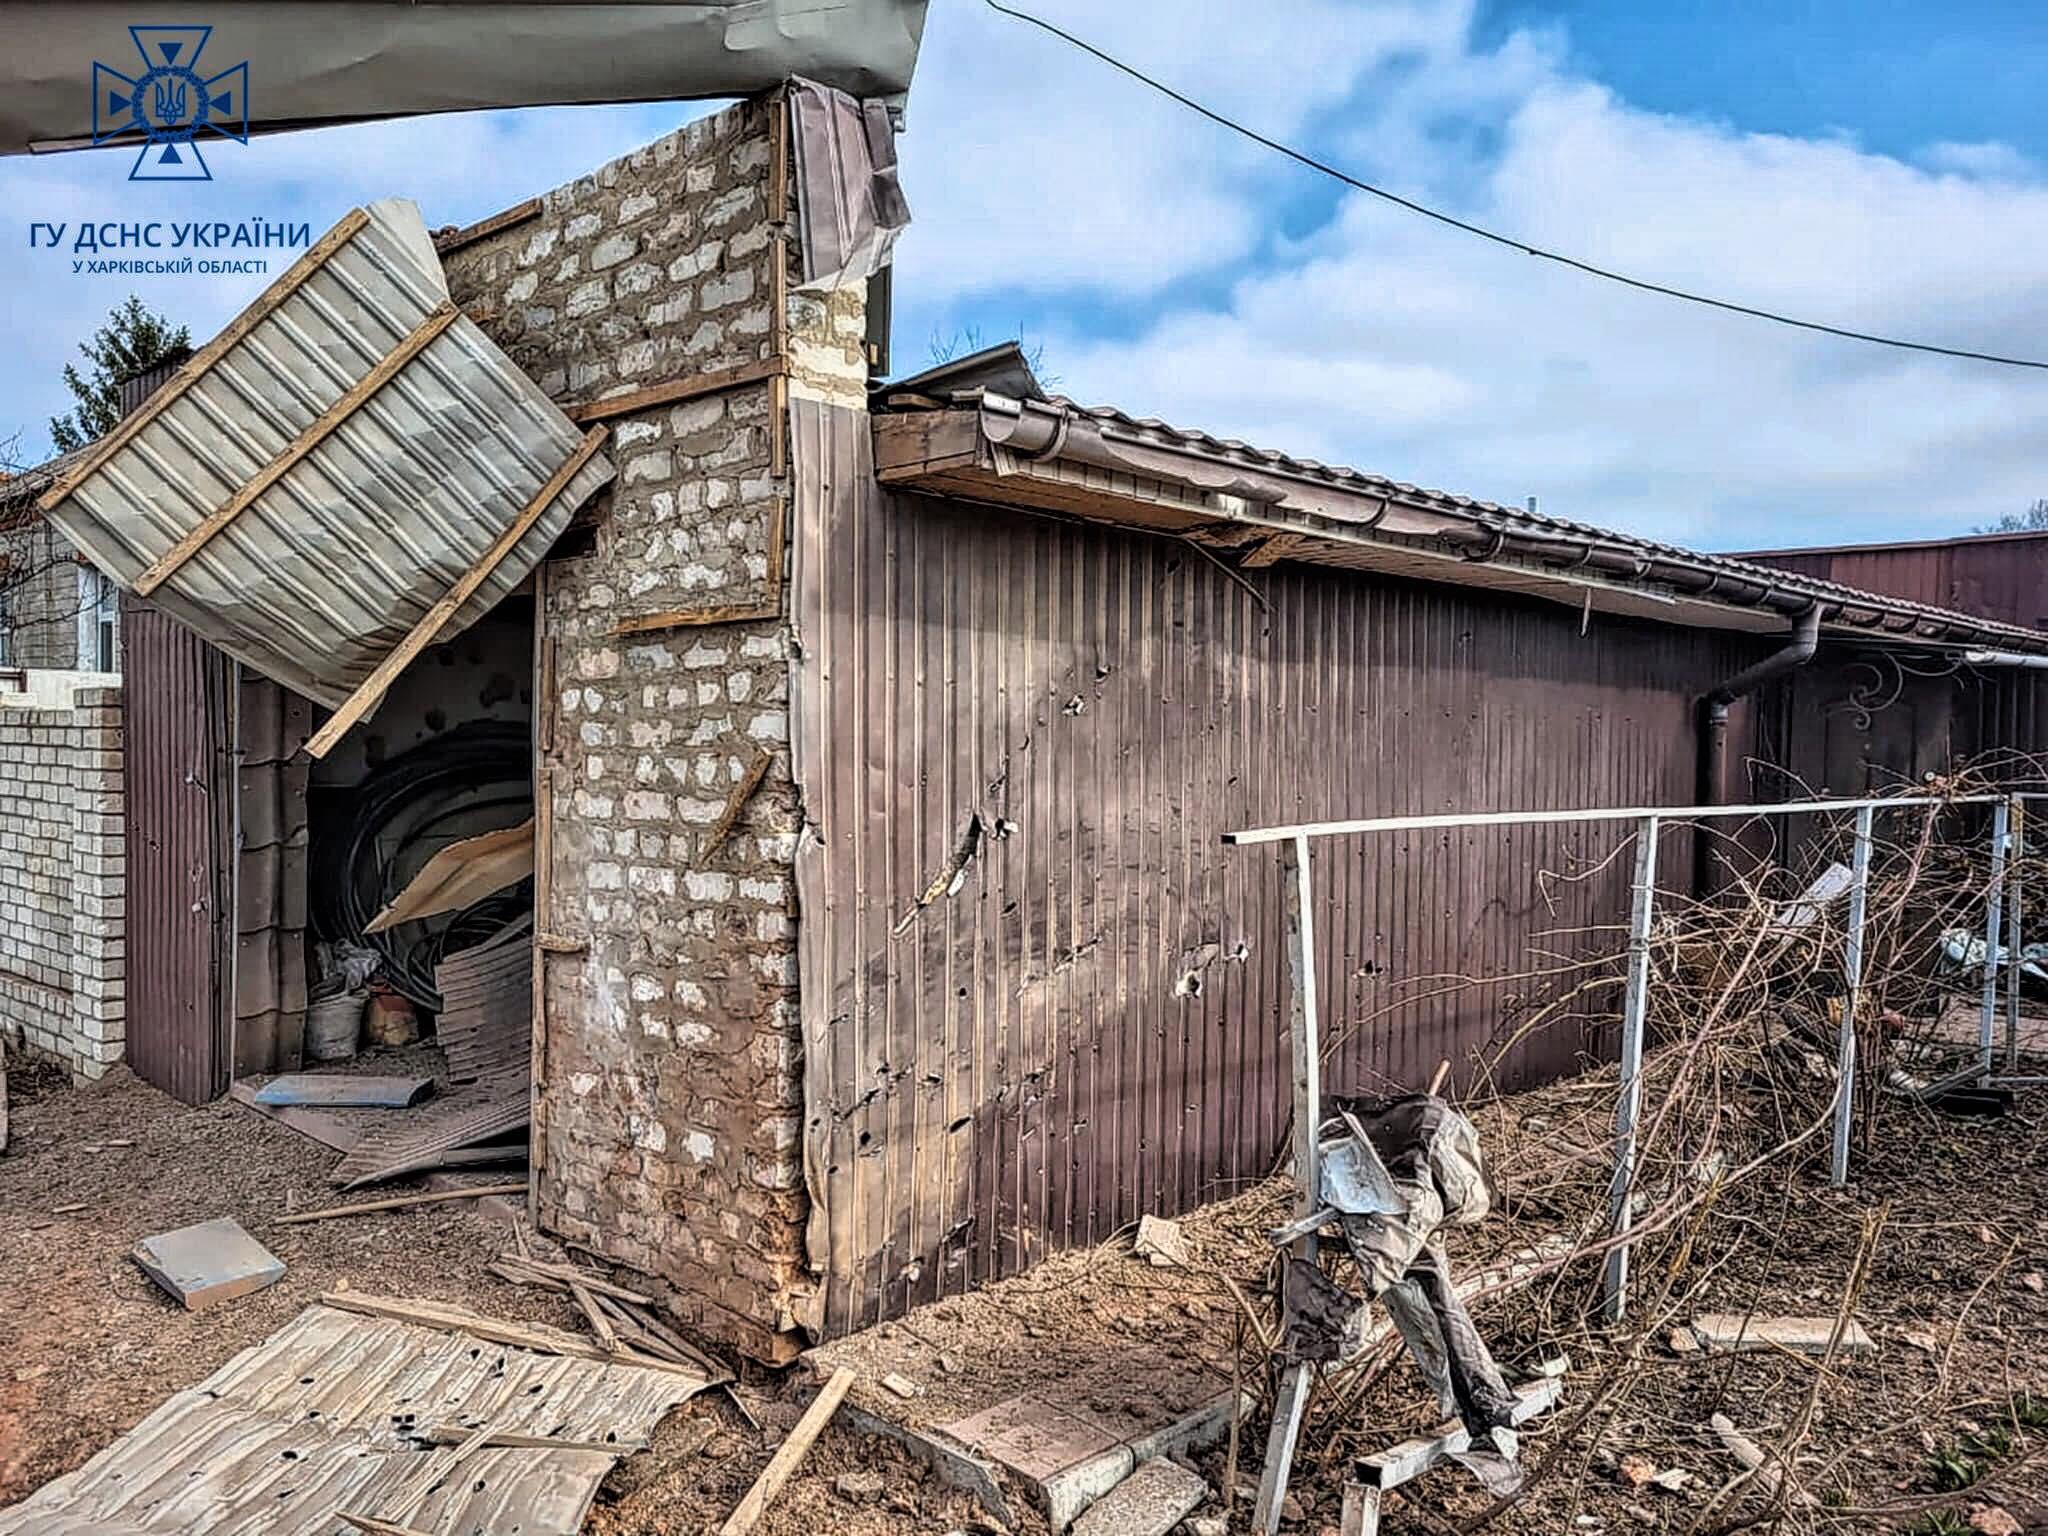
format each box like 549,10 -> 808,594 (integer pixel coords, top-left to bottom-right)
277,1180 -> 527,1224
717,1366 -> 856,1536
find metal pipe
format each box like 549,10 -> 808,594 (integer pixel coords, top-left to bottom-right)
1980,799 -> 2010,1077
1695,606 -> 1823,894
1832,806 -> 1873,1187
1604,815 -> 1662,1322
2007,800 -> 2025,1073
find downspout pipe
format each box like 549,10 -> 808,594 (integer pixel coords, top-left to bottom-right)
1695,605 -> 1822,894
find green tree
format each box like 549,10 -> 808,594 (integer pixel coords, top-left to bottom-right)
1975,498 -> 2048,535
48,296 -> 190,453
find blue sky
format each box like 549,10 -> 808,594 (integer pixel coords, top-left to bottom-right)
4,0 -> 2046,551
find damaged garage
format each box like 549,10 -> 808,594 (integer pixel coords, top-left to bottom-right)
38,84 -> 2048,1368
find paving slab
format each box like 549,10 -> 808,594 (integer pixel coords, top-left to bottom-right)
132,1216 -> 286,1310
1071,1458 -> 1209,1536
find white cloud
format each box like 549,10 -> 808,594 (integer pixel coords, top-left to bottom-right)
896,1 -> 2048,549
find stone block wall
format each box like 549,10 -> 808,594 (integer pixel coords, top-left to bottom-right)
0,681 -> 125,1079
440,95 -> 866,1357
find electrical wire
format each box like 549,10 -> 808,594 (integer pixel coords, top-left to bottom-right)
982,0 -> 2048,372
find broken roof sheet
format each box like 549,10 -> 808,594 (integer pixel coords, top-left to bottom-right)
0,2 -> 930,154
874,374 -> 2048,655
37,198 -> 612,715
0,1300 -> 705,1535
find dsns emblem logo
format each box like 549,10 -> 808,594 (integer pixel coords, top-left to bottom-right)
92,25 -> 250,181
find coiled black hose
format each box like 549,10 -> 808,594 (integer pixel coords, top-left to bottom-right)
308,721 -> 533,1011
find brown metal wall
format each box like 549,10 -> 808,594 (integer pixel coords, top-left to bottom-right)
120,595 -> 234,1104
1747,540 -> 2048,632
790,402 -> 1759,1335
233,671 -> 312,1077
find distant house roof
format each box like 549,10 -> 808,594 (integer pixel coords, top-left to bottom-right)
874,343 -> 2048,656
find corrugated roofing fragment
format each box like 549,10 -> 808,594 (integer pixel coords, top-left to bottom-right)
37,198 -> 614,730
0,1301 -> 704,1535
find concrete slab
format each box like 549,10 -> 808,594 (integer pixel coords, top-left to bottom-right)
1689,1313 -> 1874,1357
133,1217 -> 285,1310
1070,1458 -> 1208,1536
939,1381 -> 1246,1532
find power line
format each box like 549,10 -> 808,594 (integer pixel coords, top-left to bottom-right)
982,0 -> 2048,373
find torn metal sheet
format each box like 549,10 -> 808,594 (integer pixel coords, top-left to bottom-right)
38,198 -> 613,714
437,921 -> 535,1085
329,1064 -> 528,1188
790,76 -> 911,292
366,819 -> 533,934
0,1301 -> 702,1535
0,3 -> 931,155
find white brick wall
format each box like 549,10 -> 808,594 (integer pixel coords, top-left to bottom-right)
0,680 -> 124,1079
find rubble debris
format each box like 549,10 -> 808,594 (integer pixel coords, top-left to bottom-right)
1707,1412 -> 1813,1509
252,1074 -> 436,1109
717,1366 -> 856,1536
835,1468 -> 889,1501
881,1371 -> 923,1398
132,1216 -> 285,1310
1070,1457 -> 1208,1536
1687,1313 -> 1875,1357
1134,1213 -> 1190,1268
277,1180 -> 528,1224
1969,1505 -> 2024,1535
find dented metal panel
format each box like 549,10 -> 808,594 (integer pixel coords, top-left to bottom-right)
0,1302 -> 701,1535
789,77 -> 911,292
0,1 -> 931,153
39,199 -> 613,712
790,399 -> 1753,1336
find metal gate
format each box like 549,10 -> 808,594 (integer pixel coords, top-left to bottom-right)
121,595 -> 234,1103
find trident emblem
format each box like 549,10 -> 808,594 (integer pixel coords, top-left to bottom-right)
92,25 -> 250,182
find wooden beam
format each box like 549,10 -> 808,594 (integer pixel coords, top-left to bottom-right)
717,1368 -> 856,1536
424,1424 -> 645,1454
135,302 -> 461,596
319,1290 -> 712,1381
872,410 -> 983,483
702,747 -> 773,857
277,1181 -> 527,1224
611,599 -> 779,638
39,208 -> 373,513
303,425 -> 608,759
565,356 -> 783,425
433,197 -> 543,256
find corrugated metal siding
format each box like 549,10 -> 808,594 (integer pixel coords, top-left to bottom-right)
1746,540 -> 2048,632
121,596 -> 233,1104
40,200 -> 613,711
790,401 -> 1752,1335
233,670 -> 311,1077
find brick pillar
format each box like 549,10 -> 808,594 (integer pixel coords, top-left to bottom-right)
69,685 -> 125,1079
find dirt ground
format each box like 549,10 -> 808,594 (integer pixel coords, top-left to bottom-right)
7,1053 -> 2048,1535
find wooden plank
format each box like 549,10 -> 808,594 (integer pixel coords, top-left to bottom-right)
229,1078 -> 362,1153
564,356 -> 782,425
872,410 -> 983,482
425,1424 -> 645,1454
530,760 -> 554,1227
702,747 -> 774,857
1355,1375 -> 1563,1492
278,1182 -> 529,1224
133,302 -> 461,596
320,1291 -> 713,1383
492,1254 -> 653,1305
39,208 -> 373,512
304,425 -> 608,759
568,1272 -> 621,1352
252,1074 -> 435,1109
611,599 -> 780,638
433,196 -> 543,255
717,1367 -> 856,1536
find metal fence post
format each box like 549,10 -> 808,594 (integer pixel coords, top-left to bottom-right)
1603,815 -> 1660,1322
1255,833 -> 1322,1536
2007,799 -> 2026,1075
1832,805 -> 1873,1187
1981,800 -> 2010,1078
